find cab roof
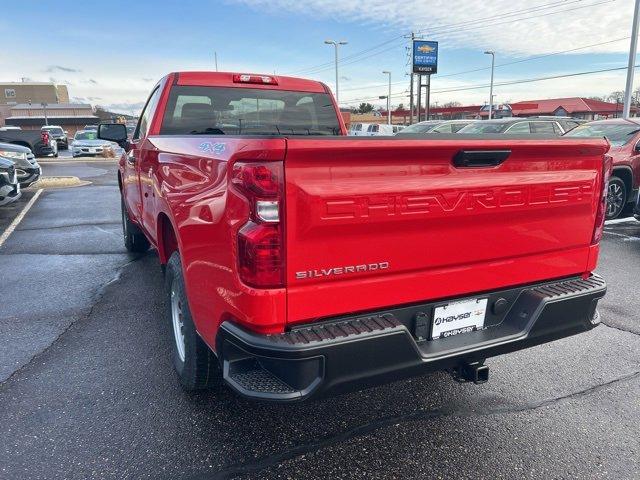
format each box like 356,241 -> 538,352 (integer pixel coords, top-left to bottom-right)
172,71 -> 330,94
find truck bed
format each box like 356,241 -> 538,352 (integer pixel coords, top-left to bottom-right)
283,135 -> 607,323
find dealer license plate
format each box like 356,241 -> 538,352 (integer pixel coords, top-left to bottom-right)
431,297 -> 488,340
89,148 -> 97,153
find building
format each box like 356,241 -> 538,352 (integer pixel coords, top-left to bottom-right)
1,82 -> 69,105
5,103 -> 99,137
379,97 -> 640,124
508,97 -> 637,120
375,105 -> 484,123
1,81 -> 72,127
427,105 -> 483,120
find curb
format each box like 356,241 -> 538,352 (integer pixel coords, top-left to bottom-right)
30,176 -> 92,189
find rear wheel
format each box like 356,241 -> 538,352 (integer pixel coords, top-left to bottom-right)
121,196 -> 149,252
606,176 -> 627,220
165,252 -> 222,390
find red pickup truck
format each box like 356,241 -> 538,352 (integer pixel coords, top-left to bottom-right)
99,72 -> 609,402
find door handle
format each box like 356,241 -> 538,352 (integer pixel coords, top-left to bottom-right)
453,150 -> 510,168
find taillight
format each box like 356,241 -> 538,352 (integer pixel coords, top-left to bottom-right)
232,162 -> 284,288
591,154 -> 613,245
232,74 -> 278,85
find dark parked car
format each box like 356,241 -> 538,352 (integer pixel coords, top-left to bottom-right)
42,125 -> 69,150
565,119 -> 640,219
0,127 -> 57,157
0,142 -> 41,188
0,156 -> 20,206
457,117 -> 578,135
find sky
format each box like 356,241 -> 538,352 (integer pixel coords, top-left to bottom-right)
0,0 -> 637,114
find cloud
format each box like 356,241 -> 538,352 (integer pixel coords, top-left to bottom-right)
81,78 -> 98,84
340,76 -> 351,81
235,0 -> 634,56
46,65 -> 81,73
103,101 -> 146,115
142,78 -> 154,82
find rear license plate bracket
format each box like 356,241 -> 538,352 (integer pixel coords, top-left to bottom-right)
431,297 -> 488,340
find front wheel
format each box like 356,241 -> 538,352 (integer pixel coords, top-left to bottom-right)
165,252 -> 222,391
606,176 -> 627,220
121,196 -> 149,252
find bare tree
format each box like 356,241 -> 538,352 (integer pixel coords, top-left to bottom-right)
607,91 -> 625,103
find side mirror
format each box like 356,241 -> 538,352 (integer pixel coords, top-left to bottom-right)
98,123 -> 129,150
635,142 -> 640,153
64,130 -> 68,135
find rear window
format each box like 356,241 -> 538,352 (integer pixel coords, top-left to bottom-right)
559,120 -> 580,133
530,122 -> 556,134
75,131 -> 97,140
457,122 -> 510,134
160,86 -> 341,136
43,127 -> 63,135
564,123 -> 640,146
398,121 -> 441,134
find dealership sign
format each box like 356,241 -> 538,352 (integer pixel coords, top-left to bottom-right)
413,40 -> 438,74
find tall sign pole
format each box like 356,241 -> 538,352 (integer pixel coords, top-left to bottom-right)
624,0 -> 640,118
409,32 -> 415,124
409,74 -> 415,124
426,75 -> 431,121
417,75 -> 422,122
412,39 -> 438,124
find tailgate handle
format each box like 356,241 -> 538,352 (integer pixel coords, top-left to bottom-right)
453,150 -> 510,168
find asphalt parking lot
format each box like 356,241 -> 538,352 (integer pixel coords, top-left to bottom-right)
0,159 -> 639,480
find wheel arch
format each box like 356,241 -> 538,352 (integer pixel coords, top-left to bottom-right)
157,212 -> 179,265
612,166 -> 633,202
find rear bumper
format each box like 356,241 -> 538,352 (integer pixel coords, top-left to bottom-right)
217,275 -> 606,402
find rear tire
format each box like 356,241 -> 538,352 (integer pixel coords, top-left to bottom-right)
606,176 -> 627,220
121,196 -> 150,252
165,252 -> 222,391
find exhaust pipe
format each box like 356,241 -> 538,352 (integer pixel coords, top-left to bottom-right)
452,362 -> 489,385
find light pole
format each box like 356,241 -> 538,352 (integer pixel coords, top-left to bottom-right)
382,70 -> 391,125
325,40 -> 347,105
623,0 -> 640,118
41,102 -> 48,126
484,51 -> 495,119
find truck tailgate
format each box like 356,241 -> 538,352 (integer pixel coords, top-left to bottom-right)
284,137 -> 609,323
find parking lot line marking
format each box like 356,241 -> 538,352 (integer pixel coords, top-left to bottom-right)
603,230 -> 640,241
0,189 -> 43,248
605,217 -> 638,225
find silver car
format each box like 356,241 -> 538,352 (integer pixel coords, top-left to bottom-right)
0,142 -> 41,188
71,130 -> 115,158
0,156 -> 20,206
